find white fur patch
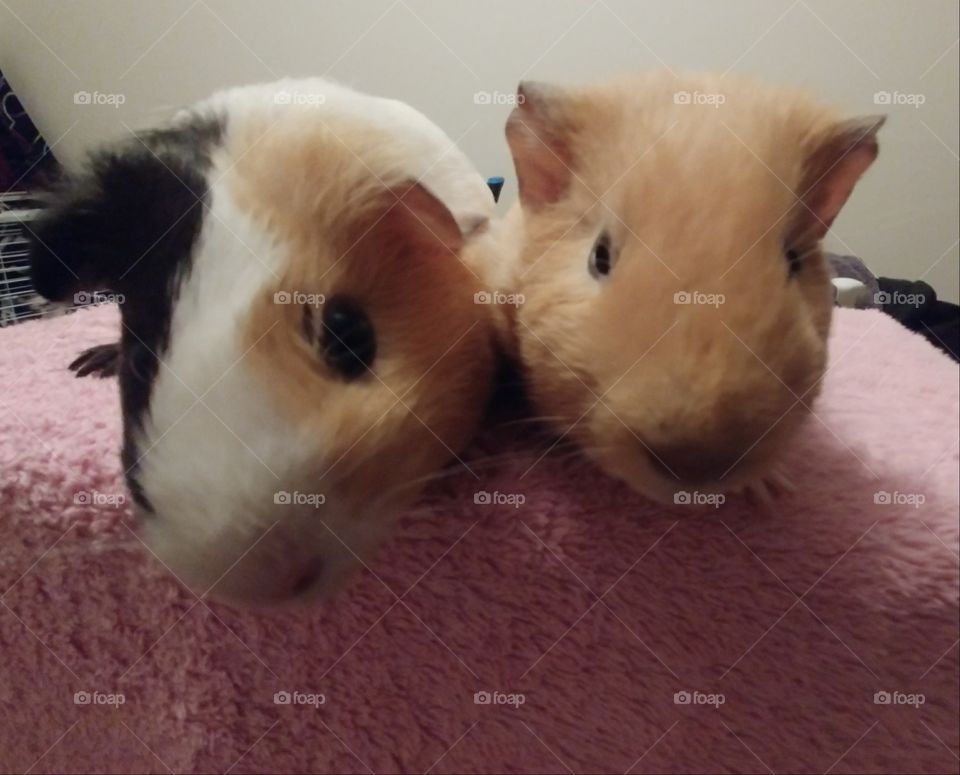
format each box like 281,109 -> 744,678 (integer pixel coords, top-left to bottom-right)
135,78 -> 489,602
193,77 -> 494,235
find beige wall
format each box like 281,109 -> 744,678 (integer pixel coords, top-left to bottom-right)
2,0 -> 957,300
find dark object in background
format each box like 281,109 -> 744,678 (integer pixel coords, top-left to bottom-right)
828,251 -> 881,306
828,250 -> 958,363
486,176 -> 504,203
1,68 -> 60,192
1,68 -> 63,326
877,277 -> 959,363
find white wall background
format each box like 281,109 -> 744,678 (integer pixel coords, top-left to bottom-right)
2,0 -> 957,300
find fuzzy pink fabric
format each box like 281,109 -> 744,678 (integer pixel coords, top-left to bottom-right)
0,304 -> 957,774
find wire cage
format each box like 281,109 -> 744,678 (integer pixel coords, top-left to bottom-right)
0,190 -> 60,326
1,65 -> 66,327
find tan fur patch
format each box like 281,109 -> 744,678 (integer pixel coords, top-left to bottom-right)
506,72 -> 881,500
223,114 -> 497,506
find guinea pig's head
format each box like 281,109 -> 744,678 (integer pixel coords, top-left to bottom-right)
30,89 -> 498,603
505,73 -> 883,503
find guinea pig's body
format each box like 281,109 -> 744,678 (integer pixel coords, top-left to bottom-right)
503,72 -> 883,504
30,78 -> 500,603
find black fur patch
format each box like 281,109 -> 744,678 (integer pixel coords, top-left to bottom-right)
29,111 -> 225,504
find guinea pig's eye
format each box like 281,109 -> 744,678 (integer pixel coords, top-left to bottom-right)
588,233 -> 614,279
785,246 -> 802,277
304,295 -> 376,380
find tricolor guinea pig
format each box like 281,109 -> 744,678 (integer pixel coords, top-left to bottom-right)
29,78 -> 500,604
502,72 -> 883,504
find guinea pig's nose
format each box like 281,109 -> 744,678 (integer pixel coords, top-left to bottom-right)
288,557 -> 325,597
647,443 -> 743,484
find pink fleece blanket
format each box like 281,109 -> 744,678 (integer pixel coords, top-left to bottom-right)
1,305 -> 957,774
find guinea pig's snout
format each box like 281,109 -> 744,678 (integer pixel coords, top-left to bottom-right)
141,515 -> 349,607
207,550 -> 330,605
646,442 -> 744,484
288,557 -> 326,598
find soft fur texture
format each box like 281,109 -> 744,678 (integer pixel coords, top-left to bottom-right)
503,73 -> 884,504
27,78 -> 501,604
1,304 -> 957,773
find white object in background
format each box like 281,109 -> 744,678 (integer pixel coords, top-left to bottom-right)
832,277 -> 872,308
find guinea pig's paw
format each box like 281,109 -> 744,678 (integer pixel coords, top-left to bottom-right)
69,342 -> 120,378
766,466 -> 796,495
736,466 -> 795,508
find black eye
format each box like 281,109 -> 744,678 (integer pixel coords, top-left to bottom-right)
306,295 -> 376,380
589,234 -> 614,279
785,247 -> 801,277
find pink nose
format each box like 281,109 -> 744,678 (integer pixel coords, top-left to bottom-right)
204,554 -> 327,605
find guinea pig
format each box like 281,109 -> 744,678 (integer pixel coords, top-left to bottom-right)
29,78 -> 500,604
502,72 -> 883,504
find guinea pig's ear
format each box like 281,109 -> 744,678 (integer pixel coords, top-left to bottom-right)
795,115 -> 885,240
505,81 -> 575,209
375,182 -> 463,254
29,143 -> 207,302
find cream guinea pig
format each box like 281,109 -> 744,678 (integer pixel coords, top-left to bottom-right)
499,72 -> 883,504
